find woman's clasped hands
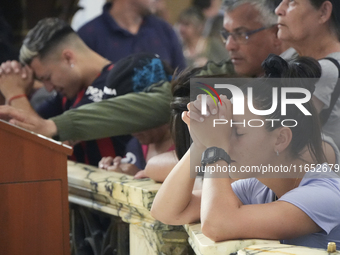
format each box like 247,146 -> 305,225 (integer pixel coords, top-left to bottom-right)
182,94 -> 232,152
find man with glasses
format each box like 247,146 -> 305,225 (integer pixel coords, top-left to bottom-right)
221,0 -> 286,77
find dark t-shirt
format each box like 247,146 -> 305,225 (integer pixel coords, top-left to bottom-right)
77,3 -> 186,71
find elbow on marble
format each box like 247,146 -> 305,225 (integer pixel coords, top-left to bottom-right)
150,204 -> 166,224
201,218 -> 233,242
150,206 -> 186,226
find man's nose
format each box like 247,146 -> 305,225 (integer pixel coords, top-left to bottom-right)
225,35 -> 240,52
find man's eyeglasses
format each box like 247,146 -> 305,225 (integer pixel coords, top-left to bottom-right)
220,26 -> 269,45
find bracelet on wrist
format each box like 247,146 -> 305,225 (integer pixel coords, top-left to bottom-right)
7,94 -> 27,106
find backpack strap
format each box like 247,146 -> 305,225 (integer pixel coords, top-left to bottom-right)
319,57 -> 340,125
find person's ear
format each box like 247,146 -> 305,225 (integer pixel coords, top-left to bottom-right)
61,49 -> 75,67
319,1 -> 333,24
273,127 -> 292,155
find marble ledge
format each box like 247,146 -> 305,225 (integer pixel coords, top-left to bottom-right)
68,184 -> 153,221
69,193 -> 183,232
68,161 -> 183,232
68,161 -> 339,255
237,243 -> 340,255
67,160 -> 161,211
185,223 -> 280,255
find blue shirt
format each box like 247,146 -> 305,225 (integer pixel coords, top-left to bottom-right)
77,3 -> 186,71
232,164 -> 340,249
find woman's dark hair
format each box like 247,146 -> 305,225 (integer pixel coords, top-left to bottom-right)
309,0 -> 340,41
170,68 -> 198,160
243,54 -> 326,163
